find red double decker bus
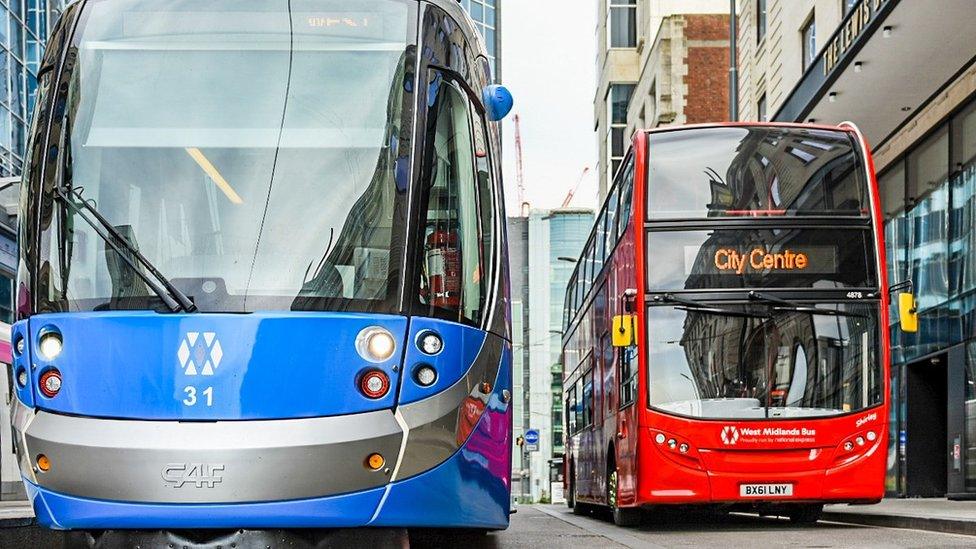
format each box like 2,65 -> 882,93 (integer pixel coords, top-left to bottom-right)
561,123 -> 916,525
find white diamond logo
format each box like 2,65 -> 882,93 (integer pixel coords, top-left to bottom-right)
721,426 -> 740,445
177,340 -> 190,368
178,331 -> 223,377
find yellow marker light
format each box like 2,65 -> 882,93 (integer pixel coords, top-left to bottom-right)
36,454 -> 51,472
185,148 -> 244,205
366,453 -> 385,471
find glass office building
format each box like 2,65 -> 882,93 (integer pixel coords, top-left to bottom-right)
459,0 -> 500,80
0,0 -> 66,177
771,0 -> 976,500
0,0 -> 66,325
880,96 -> 976,498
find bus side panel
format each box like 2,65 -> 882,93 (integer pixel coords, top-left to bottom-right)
617,133 -> 645,508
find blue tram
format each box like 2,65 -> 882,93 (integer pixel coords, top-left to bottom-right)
8,0 -> 513,539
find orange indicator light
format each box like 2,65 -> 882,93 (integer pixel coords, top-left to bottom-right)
366,453 -> 385,471
36,454 -> 51,472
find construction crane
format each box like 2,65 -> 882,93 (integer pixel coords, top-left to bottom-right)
513,114 -> 529,216
561,167 -> 590,208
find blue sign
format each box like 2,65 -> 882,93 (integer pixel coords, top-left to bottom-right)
524,429 -> 540,445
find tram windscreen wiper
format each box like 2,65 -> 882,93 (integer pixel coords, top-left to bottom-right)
747,291 -> 864,318
653,294 -> 770,319
52,185 -> 197,313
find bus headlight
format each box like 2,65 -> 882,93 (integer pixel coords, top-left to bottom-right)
38,331 -> 63,360
357,327 -> 396,363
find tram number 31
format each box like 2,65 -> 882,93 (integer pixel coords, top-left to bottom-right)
183,386 -> 214,407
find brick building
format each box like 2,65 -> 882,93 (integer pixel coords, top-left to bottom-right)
595,0 -> 731,201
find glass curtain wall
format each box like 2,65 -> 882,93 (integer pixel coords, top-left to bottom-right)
879,94 -> 976,494
0,0 -> 66,176
458,0 -> 498,79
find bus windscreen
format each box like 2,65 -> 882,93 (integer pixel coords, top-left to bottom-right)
647,302 -> 882,419
647,126 -> 868,219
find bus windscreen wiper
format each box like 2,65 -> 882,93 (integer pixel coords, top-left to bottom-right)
653,294 -> 770,319
52,185 -> 197,313
748,291 -> 863,318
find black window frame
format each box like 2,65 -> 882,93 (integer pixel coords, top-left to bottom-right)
413,68 -> 496,328
757,0 -> 767,44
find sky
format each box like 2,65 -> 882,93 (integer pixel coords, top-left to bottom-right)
499,2 -> 599,216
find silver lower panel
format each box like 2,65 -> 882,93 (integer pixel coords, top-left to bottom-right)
12,333 -> 508,504
13,400 -> 402,503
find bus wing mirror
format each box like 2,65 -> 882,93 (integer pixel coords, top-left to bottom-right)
898,293 -> 918,333
612,314 -> 635,347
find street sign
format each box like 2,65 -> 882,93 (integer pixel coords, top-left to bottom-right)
524,429 -> 540,452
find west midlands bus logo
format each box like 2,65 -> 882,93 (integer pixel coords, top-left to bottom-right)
177,332 -> 223,376
721,426 -> 740,445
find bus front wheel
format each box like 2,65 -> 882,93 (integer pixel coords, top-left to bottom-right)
607,466 -> 641,527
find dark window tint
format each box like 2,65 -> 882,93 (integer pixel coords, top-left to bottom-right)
608,0 -> 637,48
802,16 -> 817,71
645,228 -> 877,290
582,367 -> 594,427
647,126 -> 868,219
618,155 -> 635,239
619,339 -> 638,407
605,183 -> 620,254
566,384 -> 577,434
418,73 -> 486,325
757,0 -> 767,43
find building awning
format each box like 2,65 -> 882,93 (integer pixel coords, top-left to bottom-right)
773,0 -> 976,148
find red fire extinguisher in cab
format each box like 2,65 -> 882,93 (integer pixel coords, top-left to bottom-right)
426,229 -> 461,308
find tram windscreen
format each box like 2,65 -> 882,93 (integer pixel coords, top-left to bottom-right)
40,0 -> 415,312
647,304 -> 883,419
646,126 -> 869,219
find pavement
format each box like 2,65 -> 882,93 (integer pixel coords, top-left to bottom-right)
3,499 -> 976,548
0,500 -> 33,527
824,498 -> 976,536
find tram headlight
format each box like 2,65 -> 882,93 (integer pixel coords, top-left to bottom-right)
415,365 -> 438,387
15,367 -> 27,388
38,331 -> 63,360
866,431 -> 877,442
357,327 -> 396,363
418,331 -> 444,355
13,335 -> 24,356
655,433 -> 666,444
